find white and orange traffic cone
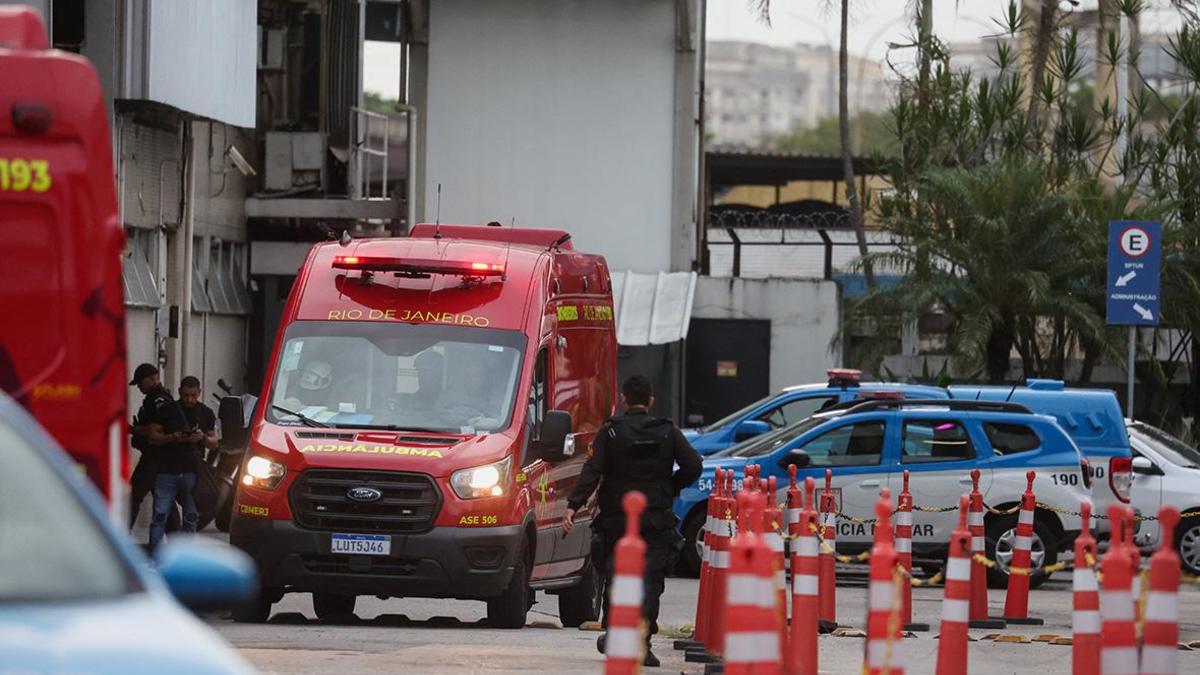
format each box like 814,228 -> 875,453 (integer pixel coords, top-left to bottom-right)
1100,505 -> 1138,675
789,473 -> 820,675
895,470 -> 928,632
968,469 -> 1005,629
936,495 -> 972,675
864,489 -> 904,675
1002,470 -> 1043,625
1139,506 -> 1181,675
604,491 -> 647,675
704,470 -> 735,662
724,488 -> 780,675
680,472 -> 719,653
1072,501 -> 1100,675
763,475 -> 789,670
818,468 -> 838,627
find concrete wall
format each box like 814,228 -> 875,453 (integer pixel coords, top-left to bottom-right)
691,277 -> 841,391
421,0 -> 679,273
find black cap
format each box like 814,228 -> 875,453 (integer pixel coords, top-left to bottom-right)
130,363 -> 159,386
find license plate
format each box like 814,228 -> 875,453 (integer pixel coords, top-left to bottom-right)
330,533 -> 391,555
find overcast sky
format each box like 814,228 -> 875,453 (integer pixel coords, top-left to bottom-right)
364,0 -> 1185,97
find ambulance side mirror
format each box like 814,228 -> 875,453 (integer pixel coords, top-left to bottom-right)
533,410 -> 573,463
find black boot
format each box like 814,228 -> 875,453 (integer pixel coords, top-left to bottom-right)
642,645 -> 660,668
596,633 -> 606,654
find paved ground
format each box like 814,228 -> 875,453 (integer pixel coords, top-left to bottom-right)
206,569 -> 1200,674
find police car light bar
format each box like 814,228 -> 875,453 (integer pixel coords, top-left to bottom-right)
856,390 -> 905,400
827,368 -> 862,388
332,255 -> 505,277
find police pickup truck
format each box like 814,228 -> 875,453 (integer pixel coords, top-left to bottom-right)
674,398 -> 1094,587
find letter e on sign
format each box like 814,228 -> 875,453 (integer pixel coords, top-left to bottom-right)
1120,226 -> 1151,258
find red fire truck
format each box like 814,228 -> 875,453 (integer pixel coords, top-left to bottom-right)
0,7 -> 129,513
230,224 -> 617,628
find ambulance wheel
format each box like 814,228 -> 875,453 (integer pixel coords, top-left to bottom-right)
231,591 -> 273,623
677,509 -> 705,577
488,540 -> 532,629
312,592 -> 356,621
985,514 -> 1056,590
558,562 -> 603,627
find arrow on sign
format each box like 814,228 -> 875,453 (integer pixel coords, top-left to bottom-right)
1133,304 -> 1154,321
1115,271 -> 1137,287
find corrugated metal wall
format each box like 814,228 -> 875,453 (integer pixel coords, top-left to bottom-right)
324,0 -> 360,150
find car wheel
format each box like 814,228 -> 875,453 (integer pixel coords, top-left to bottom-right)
985,514 -> 1057,590
312,592 -> 357,621
1176,516 -> 1200,576
676,508 -> 706,577
487,539 -> 532,629
558,561 -> 603,628
231,591 -> 273,623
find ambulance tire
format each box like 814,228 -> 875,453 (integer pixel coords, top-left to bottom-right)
312,592 -> 357,621
488,540 -> 532,629
558,562 -> 603,628
676,509 -> 705,577
984,514 -> 1056,590
231,591 -> 273,623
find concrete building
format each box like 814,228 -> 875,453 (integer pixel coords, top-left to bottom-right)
705,40 -> 888,148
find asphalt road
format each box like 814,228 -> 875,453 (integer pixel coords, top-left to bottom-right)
206,570 -> 1200,674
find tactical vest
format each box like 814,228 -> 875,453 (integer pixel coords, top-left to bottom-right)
598,414 -> 676,512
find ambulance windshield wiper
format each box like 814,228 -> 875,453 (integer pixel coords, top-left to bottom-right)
337,422 -> 445,433
271,404 -> 329,428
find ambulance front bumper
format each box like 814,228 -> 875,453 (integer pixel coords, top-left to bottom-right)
230,515 -> 522,600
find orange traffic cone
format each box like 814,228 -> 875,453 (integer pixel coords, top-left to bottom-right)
789,473 -> 820,675
1139,506 -> 1182,675
605,491 -> 647,675
1099,505 -> 1137,675
895,470 -> 927,631
681,472 -> 719,653
1071,501 -> 1100,675
763,476 -> 789,670
1002,471 -> 1043,625
725,487 -> 779,675
968,469 -> 1005,629
864,489 -> 904,675
935,495 -> 972,675
818,468 -> 838,626
698,469 -> 734,661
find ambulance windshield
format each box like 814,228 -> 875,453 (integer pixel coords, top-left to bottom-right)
267,321 -> 525,434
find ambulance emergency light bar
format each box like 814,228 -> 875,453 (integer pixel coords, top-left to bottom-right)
332,255 -> 505,277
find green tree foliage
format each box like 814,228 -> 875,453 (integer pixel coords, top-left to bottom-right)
364,92 -> 397,115
771,111 -> 895,156
845,1 -> 1200,396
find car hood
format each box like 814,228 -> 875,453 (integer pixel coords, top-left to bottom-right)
0,592 -> 253,674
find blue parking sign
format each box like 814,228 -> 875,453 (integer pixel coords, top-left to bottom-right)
1106,221 -> 1161,326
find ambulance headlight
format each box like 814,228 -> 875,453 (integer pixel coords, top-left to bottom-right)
451,457 -> 511,499
242,455 -> 287,490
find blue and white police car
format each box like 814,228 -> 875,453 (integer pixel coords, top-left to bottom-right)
683,369 -> 947,455
674,397 -> 1094,587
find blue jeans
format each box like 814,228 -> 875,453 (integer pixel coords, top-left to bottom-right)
150,472 -> 198,551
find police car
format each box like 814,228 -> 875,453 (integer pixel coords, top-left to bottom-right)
683,369 -> 947,455
1127,420 -> 1200,574
674,398 -> 1093,586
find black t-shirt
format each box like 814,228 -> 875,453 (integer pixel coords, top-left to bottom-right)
143,386 -> 195,475
181,402 -> 216,435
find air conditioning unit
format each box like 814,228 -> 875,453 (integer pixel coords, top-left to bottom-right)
264,132 -> 325,192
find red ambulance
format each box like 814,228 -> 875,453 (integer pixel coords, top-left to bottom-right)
0,8 -> 129,512
230,224 -> 617,628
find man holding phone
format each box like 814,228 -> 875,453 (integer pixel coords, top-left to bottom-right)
142,370 -> 201,550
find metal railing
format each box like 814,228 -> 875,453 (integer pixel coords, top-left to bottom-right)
704,229 -> 898,279
349,107 -> 390,201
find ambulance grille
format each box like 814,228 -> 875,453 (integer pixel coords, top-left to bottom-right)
289,469 -> 441,534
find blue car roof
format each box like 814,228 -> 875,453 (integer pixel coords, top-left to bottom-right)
948,383 -> 1128,453
781,382 -> 949,398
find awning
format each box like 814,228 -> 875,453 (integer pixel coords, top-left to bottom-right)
610,271 -> 697,346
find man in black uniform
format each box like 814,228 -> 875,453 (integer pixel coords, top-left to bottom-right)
129,363 -> 179,536
562,375 -> 703,667
178,376 -> 218,457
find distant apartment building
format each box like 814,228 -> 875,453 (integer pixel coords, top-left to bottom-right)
705,40 -> 889,148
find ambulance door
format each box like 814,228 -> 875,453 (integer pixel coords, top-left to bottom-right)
524,345 -> 558,582
885,412 -> 992,548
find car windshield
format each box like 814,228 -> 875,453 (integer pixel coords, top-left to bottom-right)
699,393 -> 779,433
720,414 -> 833,458
267,321 -> 525,434
0,418 -> 139,602
1129,422 -> 1200,469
